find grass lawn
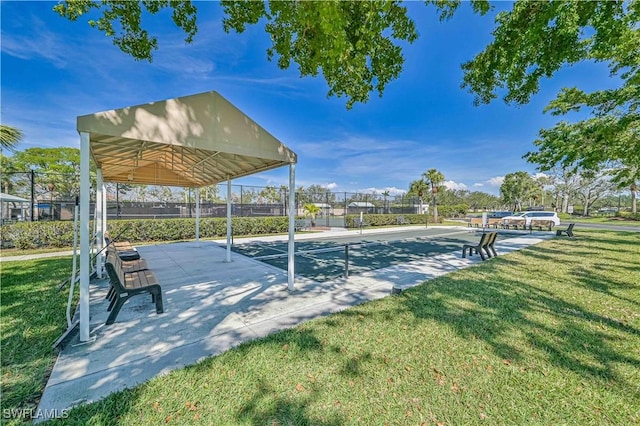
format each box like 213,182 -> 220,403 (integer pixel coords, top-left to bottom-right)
2,230 -> 639,425
0,256 -> 76,424
565,216 -> 640,227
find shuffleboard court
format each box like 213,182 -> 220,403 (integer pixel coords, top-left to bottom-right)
229,228 -> 506,282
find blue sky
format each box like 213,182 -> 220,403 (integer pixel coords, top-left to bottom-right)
1,1 -> 610,195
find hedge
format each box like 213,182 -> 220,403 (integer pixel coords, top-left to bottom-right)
1,217 -> 291,250
1,208 -> 471,250
345,213 -> 439,228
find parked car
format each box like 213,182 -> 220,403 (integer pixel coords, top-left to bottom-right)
487,211 -> 513,218
502,211 -> 561,227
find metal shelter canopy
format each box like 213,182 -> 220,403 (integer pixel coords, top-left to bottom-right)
77,91 -> 297,187
76,90 -> 298,343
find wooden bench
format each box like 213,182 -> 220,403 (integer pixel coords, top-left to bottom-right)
503,219 -> 526,230
462,232 -> 497,261
529,219 -> 554,232
105,251 -> 163,325
105,245 -> 148,301
487,218 -> 503,229
468,217 -> 484,227
556,223 -> 575,237
486,232 -> 498,257
104,233 -> 141,261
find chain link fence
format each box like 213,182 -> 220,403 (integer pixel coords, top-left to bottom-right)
0,171 -> 426,227
1,170 -> 634,225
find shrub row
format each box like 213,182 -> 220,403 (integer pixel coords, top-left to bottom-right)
435,204 -> 469,218
345,213 -> 442,228
1,217 -> 291,250
620,211 -> 640,220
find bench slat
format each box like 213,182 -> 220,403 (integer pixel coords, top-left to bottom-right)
120,259 -> 148,274
124,270 -> 159,289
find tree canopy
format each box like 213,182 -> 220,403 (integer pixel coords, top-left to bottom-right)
500,171 -> 538,212
53,1 -> 197,61
53,0 -> 493,109
5,147 -> 87,198
54,0 -> 638,195
460,1 -> 638,106
458,0 -> 638,203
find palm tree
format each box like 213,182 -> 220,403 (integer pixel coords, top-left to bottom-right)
408,179 -> 429,214
382,190 -> 390,214
423,169 -> 445,222
303,203 -> 321,227
0,125 -> 23,151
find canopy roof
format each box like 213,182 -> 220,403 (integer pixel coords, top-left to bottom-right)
77,91 -> 296,188
0,193 -> 30,203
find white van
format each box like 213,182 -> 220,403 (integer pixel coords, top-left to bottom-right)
502,211 -> 560,227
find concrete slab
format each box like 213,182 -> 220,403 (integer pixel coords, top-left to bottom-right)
36,227 -> 553,421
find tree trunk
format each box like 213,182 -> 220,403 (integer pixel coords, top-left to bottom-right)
432,195 -> 438,222
562,193 -> 569,213
632,184 -> 637,214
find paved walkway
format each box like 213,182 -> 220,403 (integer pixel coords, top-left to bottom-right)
35,226 -> 553,421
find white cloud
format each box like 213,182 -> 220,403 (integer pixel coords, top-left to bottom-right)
487,176 -> 505,186
473,183 -> 484,187
533,172 -> 549,180
443,180 -> 468,190
323,182 -> 338,189
357,186 -> 407,196
1,17 -> 70,68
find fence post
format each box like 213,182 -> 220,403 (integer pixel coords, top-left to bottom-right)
116,183 -> 120,219
30,169 -> 35,221
344,244 -> 349,278
344,192 -> 348,226
188,188 -> 192,218
325,191 -> 329,227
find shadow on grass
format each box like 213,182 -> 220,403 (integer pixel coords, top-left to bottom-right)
397,231 -> 640,389
196,328 -> 344,426
1,257 -> 72,413
236,379 -> 344,426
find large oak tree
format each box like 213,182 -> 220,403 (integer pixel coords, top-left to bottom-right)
55,1 -> 638,205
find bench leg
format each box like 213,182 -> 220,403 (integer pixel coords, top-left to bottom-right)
106,295 -> 128,325
477,246 -> 486,261
106,285 -> 114,301
107,292 -> 119,312
483,246 -> 492,258
152,288 -> 164,314
462,246 -> 475,258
